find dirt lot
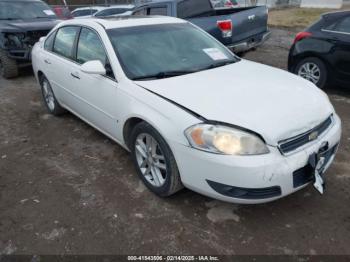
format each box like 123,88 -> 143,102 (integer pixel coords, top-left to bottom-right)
1,28 -> 350,256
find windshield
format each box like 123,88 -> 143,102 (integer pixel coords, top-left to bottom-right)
0,1 -> 57,20
107,23 -> 239,80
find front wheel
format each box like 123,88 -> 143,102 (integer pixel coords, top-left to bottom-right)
294,57 -> 328,89
130,122 -> 183,197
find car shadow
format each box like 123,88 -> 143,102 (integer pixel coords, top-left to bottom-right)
325,84 -> 350,98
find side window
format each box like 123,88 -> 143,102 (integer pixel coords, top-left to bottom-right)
44,31 -> 56,51
149,6 -> 167,15
133,8 -> 146,16
335,17 -> 350,33
53,26 -> 79,59
77,28 -> 114,78
177,0 -> 212,19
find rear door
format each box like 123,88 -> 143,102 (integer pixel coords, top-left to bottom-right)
46,26 -> 80,106
323,16 -> 350,83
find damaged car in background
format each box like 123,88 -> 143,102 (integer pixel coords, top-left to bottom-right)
0,0 -> 59,78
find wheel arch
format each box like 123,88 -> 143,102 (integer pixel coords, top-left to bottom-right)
37,70 -> 45,82
123,117 -> 145,150
121,111 -> 191,155
291,52 -> 333,75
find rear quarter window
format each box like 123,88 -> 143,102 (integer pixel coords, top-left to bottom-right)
335,16 -> 350,33
44,31 -> 56,51
324,16 -> 350,33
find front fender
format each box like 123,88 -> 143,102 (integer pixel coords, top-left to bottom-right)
116,83 -> 201,151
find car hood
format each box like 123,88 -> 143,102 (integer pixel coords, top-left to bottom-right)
135,60 -> 334,145
0,18 -> 59,32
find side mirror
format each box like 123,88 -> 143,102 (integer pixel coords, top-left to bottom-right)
80,60 -> 106,75
39,36 -> 46,42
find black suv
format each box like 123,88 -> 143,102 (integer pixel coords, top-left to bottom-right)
0,0 -> 59,78
288,11 -> 350,89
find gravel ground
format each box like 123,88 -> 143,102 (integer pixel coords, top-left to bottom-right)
0,28 -> 350,256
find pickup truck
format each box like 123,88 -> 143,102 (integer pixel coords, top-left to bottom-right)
0,0 -> 59,78
132,0 -> 270,53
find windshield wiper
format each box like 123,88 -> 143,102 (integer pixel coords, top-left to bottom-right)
200,60 -> 236,71
132,70 -> 196,80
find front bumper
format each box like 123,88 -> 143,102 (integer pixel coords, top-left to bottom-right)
171,114 -> 341,204
227,31 -> 271,53
5,48 -> 32,61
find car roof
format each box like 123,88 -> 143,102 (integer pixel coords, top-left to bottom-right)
61,16 -> 186,29
322,10 -> 350,20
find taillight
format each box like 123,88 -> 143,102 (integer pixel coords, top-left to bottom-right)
217,20 -> 232,38
294,32 -> 312,44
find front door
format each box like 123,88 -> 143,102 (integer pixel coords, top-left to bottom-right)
69,27 -> 119,137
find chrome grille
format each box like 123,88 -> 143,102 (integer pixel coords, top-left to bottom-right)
278,115 -> 333,154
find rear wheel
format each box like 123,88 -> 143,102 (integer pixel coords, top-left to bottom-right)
0,50 -> 19,79
294,57 -> 328,89
130,122 -> 183,197
40,75 -> 66,116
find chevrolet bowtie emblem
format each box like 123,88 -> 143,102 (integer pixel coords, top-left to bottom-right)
309,131 -> 319,141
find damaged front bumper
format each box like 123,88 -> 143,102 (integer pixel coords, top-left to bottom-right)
5,48 -> 32,61
1,30 -> 49,62
170,114 -> 342,204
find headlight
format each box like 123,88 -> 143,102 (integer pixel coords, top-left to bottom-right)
185,124 -> 269,155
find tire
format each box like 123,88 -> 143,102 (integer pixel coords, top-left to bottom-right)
39,75 -> 66,116
0,50 -> 19,79
130,121 -> 183,197
294,57 -> 328,89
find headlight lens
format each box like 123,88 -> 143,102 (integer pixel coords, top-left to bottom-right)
185,124 -> 269,155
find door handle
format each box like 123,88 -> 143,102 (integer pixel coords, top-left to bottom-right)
71,72 -> 80,79
44,59 -> 51,65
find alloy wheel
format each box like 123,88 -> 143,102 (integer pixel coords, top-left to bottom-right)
135,133 -> 167,187
298,62 -> 321,84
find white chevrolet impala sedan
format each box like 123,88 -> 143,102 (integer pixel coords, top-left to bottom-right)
32,17 -> 341,204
